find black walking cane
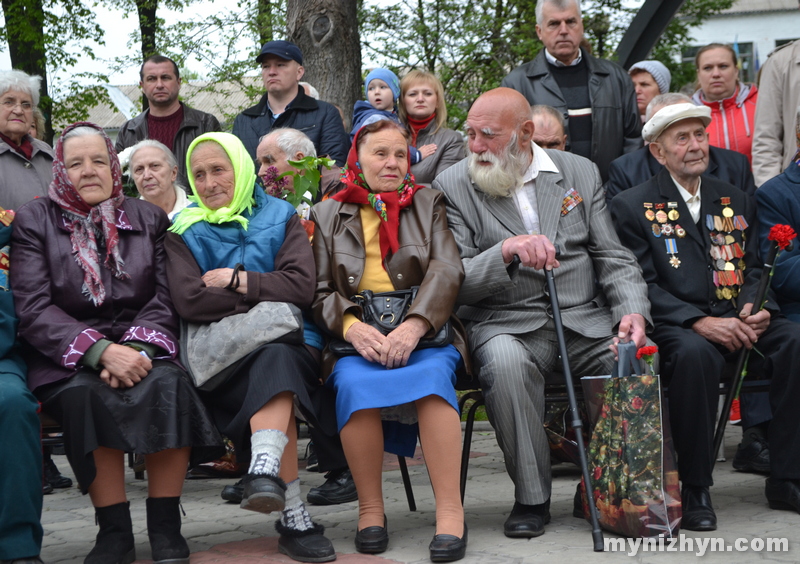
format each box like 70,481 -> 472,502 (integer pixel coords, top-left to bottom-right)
542,258 -> 604,552
712,233 -> 795,465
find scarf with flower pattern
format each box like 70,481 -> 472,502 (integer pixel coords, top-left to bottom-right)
48,121 -> 128,306
332,127 -> 421,264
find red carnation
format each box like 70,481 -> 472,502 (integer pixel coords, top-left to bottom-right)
636,346 -> 658,360
768,224 -> 797,250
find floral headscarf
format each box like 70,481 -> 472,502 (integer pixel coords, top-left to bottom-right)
332,125 -> 421,264
170,132 -> 257,235
48,121 -> 128,306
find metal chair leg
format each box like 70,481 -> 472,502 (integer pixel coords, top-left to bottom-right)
397,455 -> 416,511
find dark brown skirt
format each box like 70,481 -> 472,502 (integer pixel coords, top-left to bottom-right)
37,361 -> 224,493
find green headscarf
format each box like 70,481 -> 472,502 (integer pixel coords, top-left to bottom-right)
170,132 -> 258,235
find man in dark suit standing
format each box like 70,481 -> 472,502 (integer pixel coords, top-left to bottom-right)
611,104 -> 800,531
434,87 -> 651,539
605,93 -> 756,204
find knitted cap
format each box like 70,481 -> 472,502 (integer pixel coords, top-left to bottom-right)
364,68 -> 401,101
629,60 -> 671,94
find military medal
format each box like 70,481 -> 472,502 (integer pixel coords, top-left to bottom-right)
667,202 -> 680,221
644,202 -> 655,222
665,238 -> 680,268
652,223 -> 662,237
675,225 -> 686,238
661,223 -> 674,236
655,203 -> 667,224
721,197 -> 734,218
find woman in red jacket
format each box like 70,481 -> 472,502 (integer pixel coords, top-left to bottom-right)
692,43 -> 758,164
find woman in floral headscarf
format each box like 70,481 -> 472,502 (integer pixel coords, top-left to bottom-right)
310,120 -> 470,562
10,122 -> 222,564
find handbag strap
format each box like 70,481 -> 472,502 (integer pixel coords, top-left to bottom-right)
613,341 -> 640,379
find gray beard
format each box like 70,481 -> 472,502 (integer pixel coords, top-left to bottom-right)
467,137 -> 527,198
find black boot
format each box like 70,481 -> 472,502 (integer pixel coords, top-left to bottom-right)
146,497 -> 190,564
84,502 -> 136,564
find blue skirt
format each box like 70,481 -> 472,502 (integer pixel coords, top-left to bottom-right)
328,345 -> 461,457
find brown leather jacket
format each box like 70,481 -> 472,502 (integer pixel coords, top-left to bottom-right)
310,186 -> 470,380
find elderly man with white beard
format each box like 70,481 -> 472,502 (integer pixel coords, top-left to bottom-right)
433,87 -> 651,539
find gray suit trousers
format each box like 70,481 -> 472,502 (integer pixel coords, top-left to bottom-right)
473,320 -> 616,505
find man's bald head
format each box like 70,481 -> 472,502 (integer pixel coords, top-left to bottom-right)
466,88 -> 535,198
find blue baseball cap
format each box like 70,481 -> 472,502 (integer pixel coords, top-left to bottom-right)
256,40 -> 303,65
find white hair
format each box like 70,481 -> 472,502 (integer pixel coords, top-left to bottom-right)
126,139 -> 179,170
260,128 -> 316,159
536,0 -> 581,25
0,69 -> 42,107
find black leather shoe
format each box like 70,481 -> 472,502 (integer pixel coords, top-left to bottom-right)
733,438 -> 770,474
503,500 -> 551,538
42,482 -> 53,495
307,469 -> 357,505
221,479 -> 244,504
765,478 -> 800,513
276,522 -> 336,563
240,473 -> 287,514
354,515 -> 388,554
429,522 -> 467,562
44,457 -> 73,489
681,486 -> 717,531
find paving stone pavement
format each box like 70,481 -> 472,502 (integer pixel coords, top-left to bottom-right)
40,422 -> 799,563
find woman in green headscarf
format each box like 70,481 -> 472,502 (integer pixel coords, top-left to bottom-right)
165,132 -> 337,563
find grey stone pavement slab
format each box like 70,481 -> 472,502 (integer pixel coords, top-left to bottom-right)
40,422 -> 800,563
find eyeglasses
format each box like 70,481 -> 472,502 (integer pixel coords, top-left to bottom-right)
1,99 -> 33,112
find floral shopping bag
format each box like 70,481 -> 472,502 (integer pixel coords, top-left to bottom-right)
578,342 -> 681,538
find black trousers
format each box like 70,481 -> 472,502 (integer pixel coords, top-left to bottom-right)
653,316 -> 800,486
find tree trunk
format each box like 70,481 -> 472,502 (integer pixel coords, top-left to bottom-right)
1,0 -> 54,143
286,0 -> 361,128
257,0 -> 274,45
136,0 -> 158,111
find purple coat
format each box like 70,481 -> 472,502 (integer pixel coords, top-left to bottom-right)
10,197 -> 179,391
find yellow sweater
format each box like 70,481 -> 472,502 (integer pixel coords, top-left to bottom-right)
341,206 -> 394,338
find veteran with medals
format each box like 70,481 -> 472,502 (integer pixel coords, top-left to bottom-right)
610,103 -> 800,530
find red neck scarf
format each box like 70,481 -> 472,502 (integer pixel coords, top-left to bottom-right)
332,128 -> 422,264
0,131 -> 34,160
48,122 -> 128,306
406,113 -> 436,146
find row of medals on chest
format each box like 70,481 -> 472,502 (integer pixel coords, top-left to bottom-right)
644,198 -> 746,300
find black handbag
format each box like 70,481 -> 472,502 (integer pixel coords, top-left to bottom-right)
328,286 -> 454,356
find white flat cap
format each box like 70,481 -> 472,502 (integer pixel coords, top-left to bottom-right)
643,103 -> 712,143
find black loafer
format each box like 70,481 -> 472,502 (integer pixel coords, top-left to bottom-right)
681,485 -> 717,531
307,469 -> 357,505
765,478 -> 800,513
221,479 -> 244,504
503,500 -> 551,538
354,515 -> 388,554
429,522 -> 467,562
240,473 -> 287,514
45,457 -> 73,489
276,521 -> 336,563
733,439 -> 770,474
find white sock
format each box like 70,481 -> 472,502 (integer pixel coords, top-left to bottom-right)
248,429 -> 288,476
280,479 -> 314,531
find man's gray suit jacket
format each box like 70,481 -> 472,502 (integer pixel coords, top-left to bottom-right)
432,149 -> 651,351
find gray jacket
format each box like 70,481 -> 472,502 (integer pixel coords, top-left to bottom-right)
0,136 -> 54,211
115,103 -> 221,188
409,122 -> 465,186
502,49 -> 642,182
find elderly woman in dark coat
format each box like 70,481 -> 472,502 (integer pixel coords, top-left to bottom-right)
165,132 -> 337,563
10,122 -> 222,564
0,69 -> 54,210
311,120 -> 468,562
